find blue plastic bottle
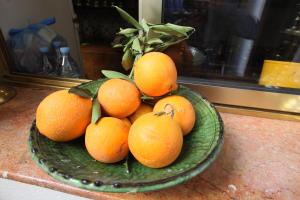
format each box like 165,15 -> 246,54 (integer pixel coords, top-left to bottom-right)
52,41 -> 62,74
39,47 -> 55,75
59,47 -> 80,78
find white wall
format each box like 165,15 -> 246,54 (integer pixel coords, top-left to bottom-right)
139,0 -> 162,23
0,178 -> 89,200
0,0 -> 81,65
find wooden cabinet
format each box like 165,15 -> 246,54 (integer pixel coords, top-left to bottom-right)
80,44 -> 125,80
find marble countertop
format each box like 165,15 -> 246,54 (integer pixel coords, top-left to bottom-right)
0,85 -> 300,200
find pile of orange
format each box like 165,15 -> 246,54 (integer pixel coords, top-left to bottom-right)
36,52 -> 196,168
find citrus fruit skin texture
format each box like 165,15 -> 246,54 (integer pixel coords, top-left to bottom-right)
121,118 -> 132,128
153,95 -> 195,136
98,79 -> 141,118
128,112 -> 183,168
36,90 -> 92,142
85,117 -> 129,163
134,52 -> 177,97
129,103 -> 153,123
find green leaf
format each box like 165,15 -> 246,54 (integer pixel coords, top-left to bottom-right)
113,43 -> 123,48
121,49 -> 134,70
123,37 -> 135,52
91,98 -> 101,124
132,37 -> 142,53
101,70 -> 132,82
114,6 -> 142,30
151,30 -> 172,36
146,38 -> 163,45
111,35 -> 123,46
165,23 -> 195,37
147,22 -> 155,26
111,36 -> 125,48
138,35 -> 145,43
118,28 -> 138,36
141,19 -> 149,32
68,87 -> 93,99
156,37 -> 187,51
76,79 -> 106,96
144,46 -> 154,53
151,25 -> 184,37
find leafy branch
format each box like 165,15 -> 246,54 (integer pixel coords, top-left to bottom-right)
68,79 -> 105,124
112,6 -> 195,78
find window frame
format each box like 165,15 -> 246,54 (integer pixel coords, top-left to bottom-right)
0,0 -> 300,121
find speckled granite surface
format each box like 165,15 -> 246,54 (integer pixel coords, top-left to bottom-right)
0,85 -> 300,200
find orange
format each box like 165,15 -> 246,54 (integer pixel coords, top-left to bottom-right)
129,103 -> 152,123
134,52 -> 177,96
36,90 -> 92,142
121,118 -> 132,128
98,79 -> 141,118
153,95 -> 195,135
128,112 -> 183,168
85,117 -> 129,163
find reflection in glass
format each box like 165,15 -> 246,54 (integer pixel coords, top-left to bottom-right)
0,1 -> 81,78
39,47 -> 55,76
59,47 -> 82,78
72,0 -> 138,79
163,0 -> 300,92
0,0 -> 138,79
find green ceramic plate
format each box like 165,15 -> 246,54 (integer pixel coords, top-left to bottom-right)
28,79 -> 224,193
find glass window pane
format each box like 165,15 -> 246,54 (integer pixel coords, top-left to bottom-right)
73,0 -> 138,79
163,0 -> 300,94
0,0 -> 138,80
